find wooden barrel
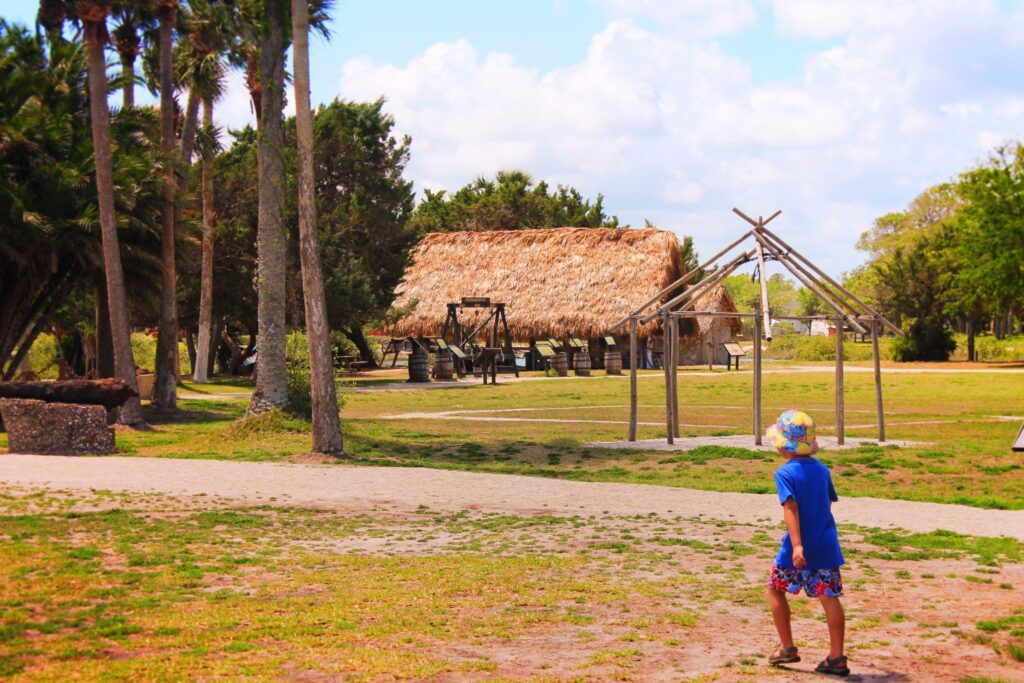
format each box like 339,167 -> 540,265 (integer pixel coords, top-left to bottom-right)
550,352 -> 568,377
433,351 -> 454,380
604,350 -> 622,375
407,350 -> 430,383
574,351 -> 591,376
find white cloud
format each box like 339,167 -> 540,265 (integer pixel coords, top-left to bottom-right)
597,0 -> 757,36
338,2 -> 1024,273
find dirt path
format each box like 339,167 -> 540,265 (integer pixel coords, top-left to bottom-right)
2,454 -> 1021,540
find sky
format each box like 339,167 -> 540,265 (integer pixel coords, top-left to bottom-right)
3,0 -> 1024,274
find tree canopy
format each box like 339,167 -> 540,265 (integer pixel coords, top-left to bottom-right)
409,170 -> 619,233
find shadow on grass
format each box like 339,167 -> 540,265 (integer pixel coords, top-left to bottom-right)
142,400 -> 243,426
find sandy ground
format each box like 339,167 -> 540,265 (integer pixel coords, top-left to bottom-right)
1,454 -> 1022,540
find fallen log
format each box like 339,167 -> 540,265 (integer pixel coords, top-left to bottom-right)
0,379 -> 138,410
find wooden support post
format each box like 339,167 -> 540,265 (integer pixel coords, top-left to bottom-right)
754,219 -> 773,341
835,318 -> 845,446
753,312 -> 763,445
663,312 -> 674,445
629,316 -> 638,442
672,315 -> 680,439
871,317 -> 886,442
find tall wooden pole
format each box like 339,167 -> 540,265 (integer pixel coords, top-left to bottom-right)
871,317 -> 886,442
754,218 -> 773,341
753,311 -> 763,445
629,316 -> 638,442
672,316 -> 680,438
835,318 -> 845,446
663,312 -> 674,445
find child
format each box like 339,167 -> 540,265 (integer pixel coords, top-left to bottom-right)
764,410 -> 849,677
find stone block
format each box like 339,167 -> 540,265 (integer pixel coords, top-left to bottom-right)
0,399 -> 116,455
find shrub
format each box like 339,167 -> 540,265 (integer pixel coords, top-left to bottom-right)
763,333 -> 885,362
890,319 -> 955,362
26,333 -> 60,377
131,332 -> 157,372
284,332 -> 346,419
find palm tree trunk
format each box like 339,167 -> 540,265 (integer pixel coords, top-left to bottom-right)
194,96 -> 216,383
248,0 -> 288,412
83,18 -> 143,425
120,52 -> 135,108
95,280 -> 115,377
292,0 -> 342,454
153,1 -> 180,410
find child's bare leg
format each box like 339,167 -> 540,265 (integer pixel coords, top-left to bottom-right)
818,595 -> 845,658
767,587 -> 795,647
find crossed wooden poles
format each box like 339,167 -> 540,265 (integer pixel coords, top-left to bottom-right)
611,209 -> 901,446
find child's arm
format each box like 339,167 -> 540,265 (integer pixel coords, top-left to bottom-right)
782,499 -> 806,568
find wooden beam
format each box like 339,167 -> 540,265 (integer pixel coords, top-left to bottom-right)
672,315 -> 680,439
751,231 -> 868,335
835,318 -> 845,446
754,218 -> 773,341
662,312 -> 674,445
753,312 -> 763,445
759,225 -> 902,337
641,249 -> 755,324
610,230 -> 755,330
673,310 -> 756,319
871,317 -> 886,442
733,207 -> 782,227
759,231 -> 862,318
629,316 -> 638,442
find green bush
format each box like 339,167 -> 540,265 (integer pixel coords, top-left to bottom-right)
26,333 -> 60,377
284,332 -> 346,419
763,334 -> 885,362
131,332 -> 157,372
890,319 -> 955,362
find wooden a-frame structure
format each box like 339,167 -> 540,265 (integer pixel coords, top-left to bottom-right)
611,208 -> 901,446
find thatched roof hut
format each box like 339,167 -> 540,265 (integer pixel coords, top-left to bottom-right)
691,284 -> 744,336
390,227 -> 685,340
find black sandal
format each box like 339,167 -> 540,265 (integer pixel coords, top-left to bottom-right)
768,644 -> 800,665
815,655 -> 850,676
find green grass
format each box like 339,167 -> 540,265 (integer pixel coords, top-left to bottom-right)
12,364 -> 1024,510
0,489 -> 1020,680
0,493 -> 749,680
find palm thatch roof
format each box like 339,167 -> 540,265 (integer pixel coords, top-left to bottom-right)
690,284 -> 744,336
390,227 -> 685,340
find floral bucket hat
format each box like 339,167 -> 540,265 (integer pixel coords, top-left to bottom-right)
766,409 -> 819,455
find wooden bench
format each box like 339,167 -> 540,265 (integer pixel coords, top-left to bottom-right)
723,342 -> 748,370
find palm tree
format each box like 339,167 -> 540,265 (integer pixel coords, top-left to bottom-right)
292,0 -> 342,453
152,0 -> 180,410
245,0 -> 289,412
37,0 -> 143,424
110,1 -> 156,108
185,0 -> 231,383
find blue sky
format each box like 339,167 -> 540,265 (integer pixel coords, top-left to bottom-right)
3,0 -> 1023,274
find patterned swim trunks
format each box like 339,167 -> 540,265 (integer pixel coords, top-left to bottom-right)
768,564 -> 844,597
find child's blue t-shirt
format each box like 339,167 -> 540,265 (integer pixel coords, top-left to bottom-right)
774,457 -> 844,570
